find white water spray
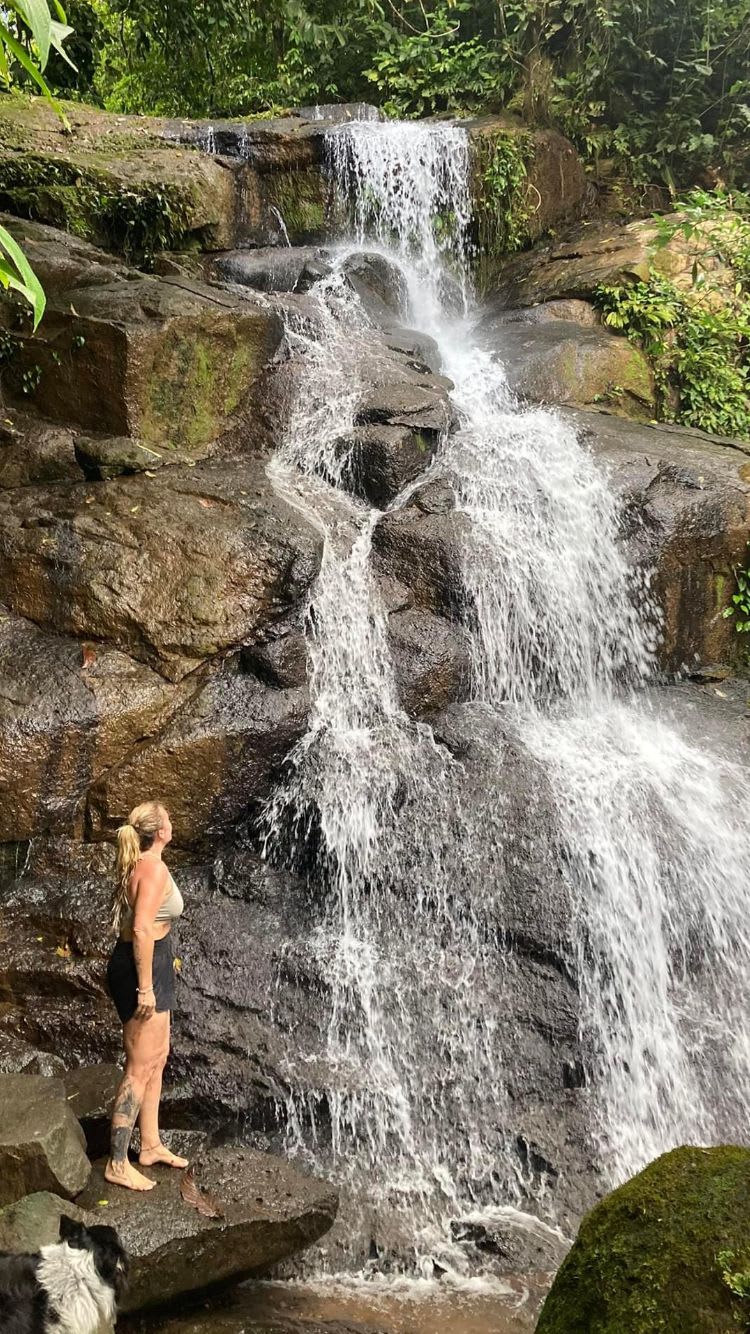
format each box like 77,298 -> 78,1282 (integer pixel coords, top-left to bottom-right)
263,118 -> 750,1268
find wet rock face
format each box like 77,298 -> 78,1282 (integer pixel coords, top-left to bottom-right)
2,217 -> 284,451
87,665 -> 309,852
76,1150 -> 338,1313
0,614 -> 184,842
0,1075 -> 90,1206
0,459 -> 323,683
372,480 -> 470,616
388,608 -> 470,716
573,409 -> 750,671
478,316 -> 655,419
491,211 -> 741,309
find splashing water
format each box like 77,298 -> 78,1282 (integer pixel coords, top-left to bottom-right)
263,118 -> 750,1268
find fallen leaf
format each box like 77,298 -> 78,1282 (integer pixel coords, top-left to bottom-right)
97,1199 -> 109,1206
82,645 -> 96,669
180,1168 -> 225,1220
198,497 -> 215,509
173,957 -> 182,974
55,944 -> 71,960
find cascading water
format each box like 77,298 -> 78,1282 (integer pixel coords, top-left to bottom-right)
263,118 -> 750,1272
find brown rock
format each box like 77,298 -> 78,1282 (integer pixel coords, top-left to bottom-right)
87,666 -> 309,851
388,608 -> 470,716
492,212 -> 742,309
0,1074 -> 90,1206
372,481 -> 470,616
332,423 -> 437,508
2,217 -> 284,450
569,408 -> 750,671
76,1148 -> 338,1312
478,318 -> 655,418
0,614 -> 188,841
0,410 -> 82,488
0,459 -> 322,682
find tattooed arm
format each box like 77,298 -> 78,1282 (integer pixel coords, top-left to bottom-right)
131,859 -> 167,1021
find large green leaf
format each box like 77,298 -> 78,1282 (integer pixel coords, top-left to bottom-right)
0,224 -> 46,330
9,0 -> 52,69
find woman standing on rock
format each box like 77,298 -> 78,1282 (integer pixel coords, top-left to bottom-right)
105,801 -> 188,1192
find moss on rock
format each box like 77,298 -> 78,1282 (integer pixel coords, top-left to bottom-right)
536,1145 -> 750,1334
0,96 -> 238,260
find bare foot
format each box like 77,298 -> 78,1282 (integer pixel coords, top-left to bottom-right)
138,1143 -> 189,1169
104,1159 -> 156,1192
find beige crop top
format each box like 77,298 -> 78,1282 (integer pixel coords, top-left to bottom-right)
121,870 -> 184,932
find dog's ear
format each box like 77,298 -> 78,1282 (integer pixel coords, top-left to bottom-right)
59,1215 -> 87,1247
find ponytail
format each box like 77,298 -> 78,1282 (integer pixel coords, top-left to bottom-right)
111,800 -> 167,933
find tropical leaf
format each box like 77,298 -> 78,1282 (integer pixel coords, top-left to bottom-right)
9,0 -> 52,68
0,224 -> 46,329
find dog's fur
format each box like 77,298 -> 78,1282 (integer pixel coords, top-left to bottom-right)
0,1215 -> 128,1334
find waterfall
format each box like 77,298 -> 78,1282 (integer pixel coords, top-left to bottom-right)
263,119 -> 750,1271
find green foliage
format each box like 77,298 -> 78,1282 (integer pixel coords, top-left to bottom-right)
363,4 -> 499,117
474,132 -> 533,257
718,1248 -> 750,1325
601,190 -> 750,439
721,552 -> 750,636
0,222 -> 45,328
46,0 -> 750,196
0,153 -> 192,264
0,1 -> 75,327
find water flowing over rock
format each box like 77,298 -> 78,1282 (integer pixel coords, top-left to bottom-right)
256,116 -> 750,1278
3,100 -> 750,1303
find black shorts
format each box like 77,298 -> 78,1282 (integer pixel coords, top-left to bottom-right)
106,936 -> 176,1024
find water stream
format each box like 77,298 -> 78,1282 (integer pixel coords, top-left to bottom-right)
260,119 -> 750,1277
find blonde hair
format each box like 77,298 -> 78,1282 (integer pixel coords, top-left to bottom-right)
112,801 -> 167,932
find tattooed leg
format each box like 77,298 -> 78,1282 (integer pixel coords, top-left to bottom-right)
110,1075 -> 140,1162
105,1016 -> 168,1192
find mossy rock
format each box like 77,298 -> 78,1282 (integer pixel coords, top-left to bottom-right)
536,1146 -> 750,1334
0,95 -> 238,258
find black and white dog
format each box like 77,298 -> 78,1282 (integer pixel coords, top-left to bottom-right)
0,1215 -> 128,1334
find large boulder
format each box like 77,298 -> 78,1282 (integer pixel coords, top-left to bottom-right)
492,211 -> 742,309
0,613 -> 187,841
211,246 -> 334,294
0,458 -> 323,682
0,96 -> 240,253
536,1146 -> 750,1334
331,423 -> 437,508
0,1074 -> 90,1205
2,217 -> 284,450
77,1149 -> 338,1312
468,119 -> 586,248
388,608 -> 470,715
0,410 -> 81,488
478,315 -> 655,419
573,408 -> 750,671
87,665 -> 309,851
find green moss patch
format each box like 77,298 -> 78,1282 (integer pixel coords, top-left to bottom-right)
537,1146 -> 750,1334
